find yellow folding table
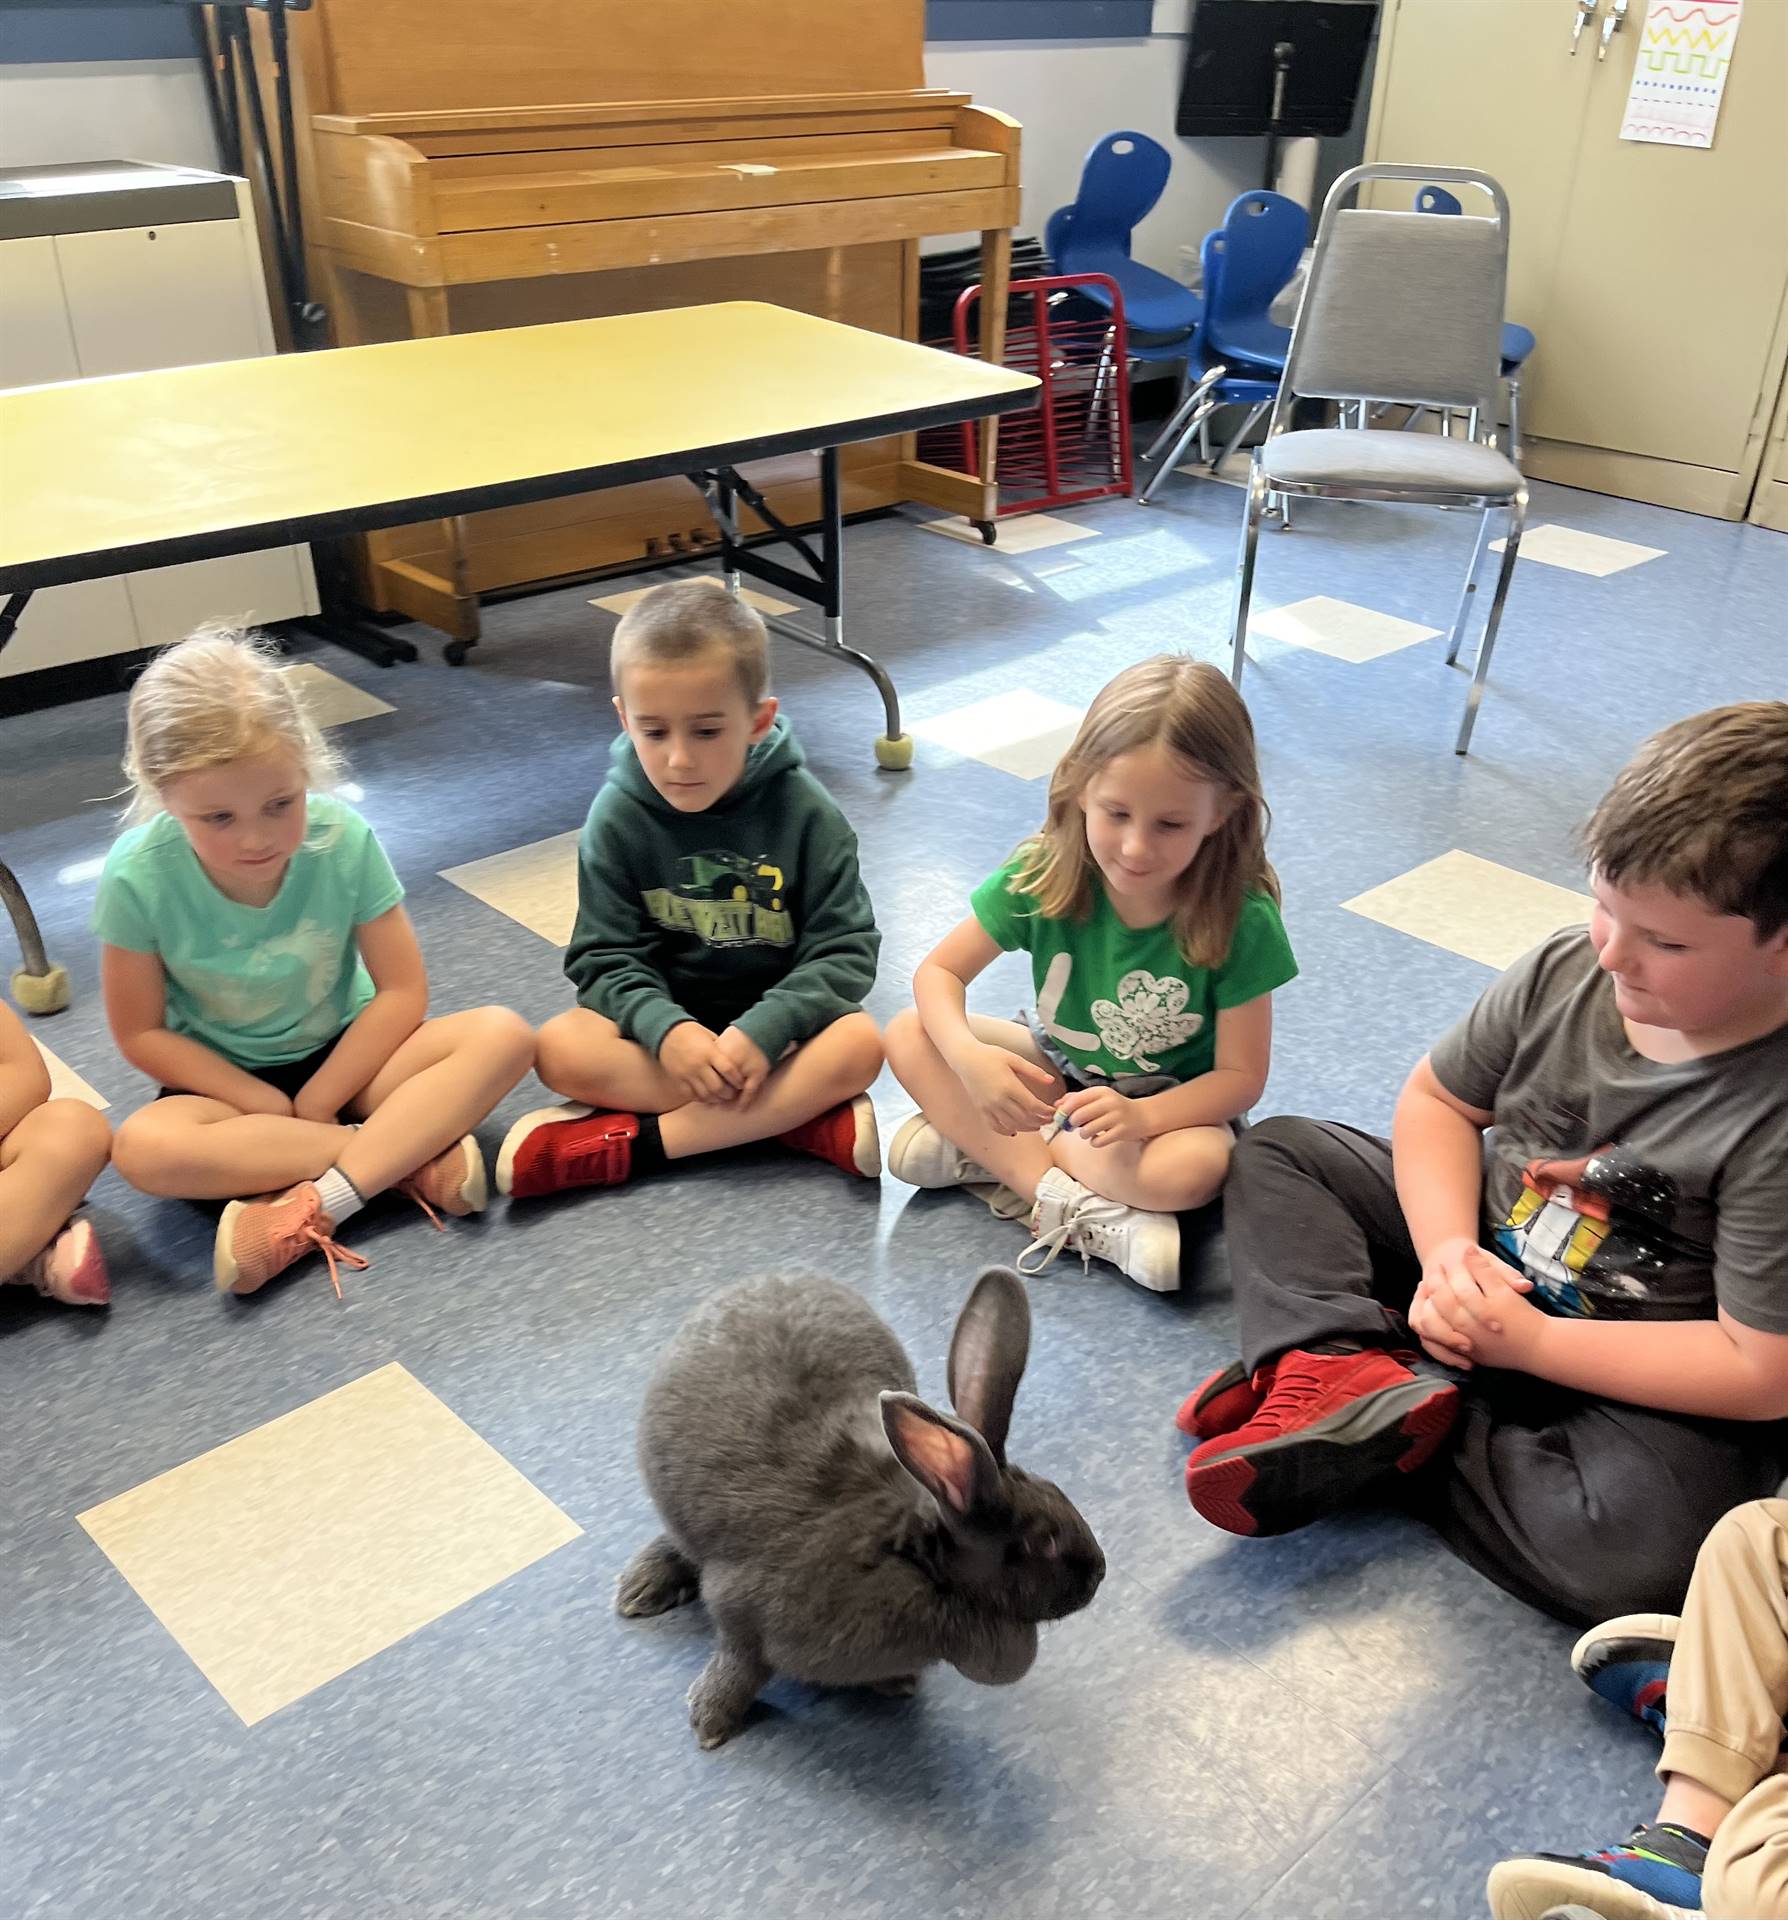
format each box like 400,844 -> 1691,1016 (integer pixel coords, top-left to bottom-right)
0,301 -> 1038,1008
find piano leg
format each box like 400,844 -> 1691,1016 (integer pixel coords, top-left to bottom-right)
695,449 -> 913,771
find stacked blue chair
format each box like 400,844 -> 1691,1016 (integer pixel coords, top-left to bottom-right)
1046,132 -> 1204,398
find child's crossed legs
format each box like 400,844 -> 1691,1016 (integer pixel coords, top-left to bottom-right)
884,1008 -> 1232,1213
1,1098 -> 113,1303
533,1006 -> 881,1158
113,1006 -> 532,1203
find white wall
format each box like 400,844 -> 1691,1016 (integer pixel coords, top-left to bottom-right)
0,59 -> 216,172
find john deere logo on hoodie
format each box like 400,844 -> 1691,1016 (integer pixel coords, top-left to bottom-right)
642,851 -> 793,948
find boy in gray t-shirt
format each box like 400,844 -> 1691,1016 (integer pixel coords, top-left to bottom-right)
1177,703 -> 1788,1626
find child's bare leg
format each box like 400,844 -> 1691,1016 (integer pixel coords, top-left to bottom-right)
659,1013 -> 881,1158
536,1008 -> 688,1112
1052,1124 -> 1233,1213
113,1097 -> 351,1200
336,1006 -> 533,1196
884,1008 -> 1059,1203
0,1100 -> 112,1274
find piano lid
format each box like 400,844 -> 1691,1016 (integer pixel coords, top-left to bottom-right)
297,0 -> 928,119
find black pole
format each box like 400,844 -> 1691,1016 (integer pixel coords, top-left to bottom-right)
188,6 -> 237,174
1265,38 -> 1294,191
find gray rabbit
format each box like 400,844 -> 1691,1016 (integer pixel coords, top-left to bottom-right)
616,1266 -> 1105,1748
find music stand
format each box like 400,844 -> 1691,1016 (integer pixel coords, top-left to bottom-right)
1177,1 -> 1379,189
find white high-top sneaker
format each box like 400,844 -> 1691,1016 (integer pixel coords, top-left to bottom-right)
887,1114 -> 994,1188
1017,1167 -> 1181,1293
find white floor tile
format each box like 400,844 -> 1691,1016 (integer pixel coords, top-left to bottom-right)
1342,849 -> 1593,970
1250,595 -> 1441,664
286,663 -> 395,728
32,1038 -> 109,1111
439,831 -> 581,946
591,584 -> 797,618
912,689 -> 1084,781
919,514 -> 1100,554
78,1363 -> 580,1725
1491,523 -> 1664,577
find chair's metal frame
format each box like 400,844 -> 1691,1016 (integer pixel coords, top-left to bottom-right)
1229,163 -> 1529,755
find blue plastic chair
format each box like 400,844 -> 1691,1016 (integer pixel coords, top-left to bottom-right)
1045,131 -> 1202,351
1417,183 -> 1535,455
1137,227 -> 1284,508
1204,189 -> 1309,375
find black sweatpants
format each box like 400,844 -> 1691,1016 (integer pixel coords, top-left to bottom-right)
1223,1115 -> 1788,1627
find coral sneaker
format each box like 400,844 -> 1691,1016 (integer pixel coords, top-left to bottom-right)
778,1094 -> 881,1178
399,1133 -> 489,1224
214,1184 -> 368,1299
1174,1358 -> 1270,1440
14,1216 -> 110,1307
497,1105 -> 641,1198
1184,1347 -> 1460,1536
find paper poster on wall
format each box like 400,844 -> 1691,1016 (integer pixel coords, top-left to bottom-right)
1620,0 -> 1744,148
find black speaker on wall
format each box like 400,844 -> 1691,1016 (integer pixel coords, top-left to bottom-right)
1176,0 -> 1379,141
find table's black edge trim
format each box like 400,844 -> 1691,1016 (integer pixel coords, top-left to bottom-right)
0,384 -> 1039,594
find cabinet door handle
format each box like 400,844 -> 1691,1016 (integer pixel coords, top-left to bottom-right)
1598,0 -> 1628,57
1570,0 -> 1599,53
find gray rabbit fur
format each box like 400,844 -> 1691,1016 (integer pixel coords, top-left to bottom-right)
617,1266 -> 1105,1748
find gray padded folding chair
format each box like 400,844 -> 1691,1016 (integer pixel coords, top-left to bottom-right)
1228,163 -> 1528,755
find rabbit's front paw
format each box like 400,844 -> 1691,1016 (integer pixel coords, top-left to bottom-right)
686,1647 -> 767,1750
616,1535 -> 699,1617
687,1677 -> 748,1749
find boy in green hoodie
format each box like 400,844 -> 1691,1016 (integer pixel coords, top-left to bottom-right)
497,580 -> 884,1197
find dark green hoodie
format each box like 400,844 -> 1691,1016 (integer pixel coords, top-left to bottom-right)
565,716 -> 879,1062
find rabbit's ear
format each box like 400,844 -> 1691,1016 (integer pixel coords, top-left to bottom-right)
881,1392 -> 1003,1519
946,1267 -> 1031,1464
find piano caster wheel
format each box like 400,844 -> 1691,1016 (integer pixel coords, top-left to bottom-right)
975,520 -> 997,545
874,733 -> 914,772
444,640 -> 474,666
11,963 -> 71,1016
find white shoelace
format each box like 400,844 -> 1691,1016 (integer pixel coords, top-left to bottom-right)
1018,1190 -> 1131,1276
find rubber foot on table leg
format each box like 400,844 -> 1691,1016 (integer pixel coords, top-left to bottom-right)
11,964 -> 70,1014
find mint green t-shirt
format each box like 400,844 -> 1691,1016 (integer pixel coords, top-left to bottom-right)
92,793 -> 404,1068
971,857 -> 1297,1083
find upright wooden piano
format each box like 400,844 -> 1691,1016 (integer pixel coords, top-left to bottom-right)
255,0 -> 1019,644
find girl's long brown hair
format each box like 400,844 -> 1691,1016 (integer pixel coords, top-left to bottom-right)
1008,656 -> 1277,968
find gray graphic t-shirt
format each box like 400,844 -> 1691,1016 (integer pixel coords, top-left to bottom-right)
1430,928 -> 1788,1332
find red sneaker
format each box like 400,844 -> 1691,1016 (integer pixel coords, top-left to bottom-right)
1185,1347 -> 1460,1538
1174,1359 -> 1270,1439
777,1094 -> 881,1179
497,1105 -> 641,1198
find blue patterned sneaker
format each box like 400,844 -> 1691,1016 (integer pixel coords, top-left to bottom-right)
1485,1824 -> 1707,1920
1572,1612 -> 1679,1738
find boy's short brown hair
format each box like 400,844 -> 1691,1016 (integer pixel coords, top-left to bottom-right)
1584,701 -> 1788,938
609,579 -> 770,707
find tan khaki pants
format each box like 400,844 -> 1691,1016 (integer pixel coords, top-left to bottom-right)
1663,1498 -> 1788,1918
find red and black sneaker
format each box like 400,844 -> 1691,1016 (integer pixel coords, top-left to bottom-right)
497,1104 -> 641,1198
777,1093 -> 881,1179
1184,1347 -> 1460,1538
1173,1359 -> 1271,1440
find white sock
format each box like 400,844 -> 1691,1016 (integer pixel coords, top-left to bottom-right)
314,1166 -> 364,1224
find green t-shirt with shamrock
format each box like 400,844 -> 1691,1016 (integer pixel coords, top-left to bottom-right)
970,856 -> 1297,1083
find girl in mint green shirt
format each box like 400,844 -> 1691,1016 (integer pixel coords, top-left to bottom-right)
885,655 -> 1296,1295
96,626 -> 532,1300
